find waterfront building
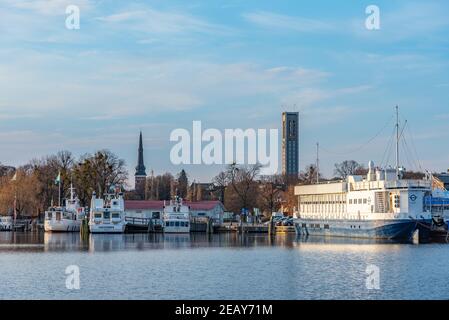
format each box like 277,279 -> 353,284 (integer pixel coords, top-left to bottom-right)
124,200 -> 225,224
282,112 -> 299,177
135,131 -> 147,200
188,182 -> 216,201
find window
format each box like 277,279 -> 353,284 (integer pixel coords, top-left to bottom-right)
324,224 -> 330,229
394,195 -> 400,208
358,199 -> 362,204
152,212 -> 161,219
363,199 -> 367,204
103,212 -> 110,220
349,199 -> 353,204
94,213 -> 101,219
112,213 -> 120,219
166,221 -> 169,227
175,221 -> 180,227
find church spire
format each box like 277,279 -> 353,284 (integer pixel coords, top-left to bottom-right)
135,131 -> 146,176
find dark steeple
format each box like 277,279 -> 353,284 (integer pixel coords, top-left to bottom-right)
135,131 -> 146,176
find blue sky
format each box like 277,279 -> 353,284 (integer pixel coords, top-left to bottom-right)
0,0 -> 448,187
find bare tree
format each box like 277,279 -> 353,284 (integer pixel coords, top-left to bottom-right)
299,164 -> 320,185
226,163 -> 261,213
257,175 -> 284,215
212,171 -> 228,203
334,160 -> 364,179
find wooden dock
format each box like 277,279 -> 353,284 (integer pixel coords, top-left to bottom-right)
275,225 -> 296,233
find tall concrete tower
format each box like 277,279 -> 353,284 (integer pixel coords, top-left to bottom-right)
282,112 -> 299,177
135,131 -> 147,199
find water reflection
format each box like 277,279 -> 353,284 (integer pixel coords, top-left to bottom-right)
0,231 -> 422,253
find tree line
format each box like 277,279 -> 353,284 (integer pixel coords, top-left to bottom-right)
0,150 -> 127,218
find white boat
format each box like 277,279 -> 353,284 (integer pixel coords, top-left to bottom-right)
89,190 -> 126,233
163,197 -> 190,233
0,216 -> 13,231
294,107 -> 432,240
44,184 -> 86,232
294,162 -> 432,240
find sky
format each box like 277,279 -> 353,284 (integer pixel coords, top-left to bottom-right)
0,0 -> 448,188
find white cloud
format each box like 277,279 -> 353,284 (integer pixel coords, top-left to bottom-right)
243,11 -> 333,33
5,0 -> 92,15
96,7 -> 232,35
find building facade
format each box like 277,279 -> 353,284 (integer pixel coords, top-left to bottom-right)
282,112 -> 299,176
124,200 -> 225,224
135,131 -> 147,200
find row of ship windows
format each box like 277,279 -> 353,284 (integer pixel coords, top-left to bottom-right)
349,199 -> 368,205
302,223 -> 361,229
301,201 -> 345,205
166,221 -> 189,227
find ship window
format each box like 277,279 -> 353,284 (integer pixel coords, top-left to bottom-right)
358,199 -> 362,204
175,221 -> 180,227
103,212 -> 110,219
112,213 -> 120,219
324,224 -> 329,229
302,223 -> 306,228
363,199 -> 367,204
94,213 -> 101,219
166,221 -> 169,227
349,199 -> 352,204
186,222 -> 189,228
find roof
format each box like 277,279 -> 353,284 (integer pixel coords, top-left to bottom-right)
124,200 -> 223,211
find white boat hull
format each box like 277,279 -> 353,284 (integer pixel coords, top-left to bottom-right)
44,220 -> 81,232
89,223 -> 126,233
164,226 -> 190,233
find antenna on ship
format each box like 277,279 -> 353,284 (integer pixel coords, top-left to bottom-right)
316,142 -> 320,184
395,105 -> 400,179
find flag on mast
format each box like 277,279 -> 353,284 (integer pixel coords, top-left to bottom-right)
55,172 -> 61,185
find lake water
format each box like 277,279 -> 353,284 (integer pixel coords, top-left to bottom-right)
0,231 -> 448,300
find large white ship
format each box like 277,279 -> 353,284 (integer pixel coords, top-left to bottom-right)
294,107 -> 433,240
294,162 -> 432,240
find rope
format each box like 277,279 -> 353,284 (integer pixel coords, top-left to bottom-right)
320,115 -> 394,156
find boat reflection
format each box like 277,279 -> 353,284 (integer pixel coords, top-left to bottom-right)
0,231 -> 416,253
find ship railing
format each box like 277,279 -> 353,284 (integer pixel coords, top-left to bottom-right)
125,216 -> 151,226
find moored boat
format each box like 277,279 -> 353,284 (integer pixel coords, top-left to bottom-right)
44,184 -> 86,232
89,189 -> 126,233
162,197 -> 190,233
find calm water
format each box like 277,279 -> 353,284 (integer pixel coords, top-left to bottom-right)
0,231 -> 448,300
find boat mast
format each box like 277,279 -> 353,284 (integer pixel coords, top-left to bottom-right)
395,105 -> 400,179
316,142 -> 320,184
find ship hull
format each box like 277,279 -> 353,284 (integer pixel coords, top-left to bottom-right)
44,220 -> 81,232
294,218 -> 425,240
89,223 -> 126,233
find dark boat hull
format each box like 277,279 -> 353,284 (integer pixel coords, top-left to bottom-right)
294,218 -> 425,240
